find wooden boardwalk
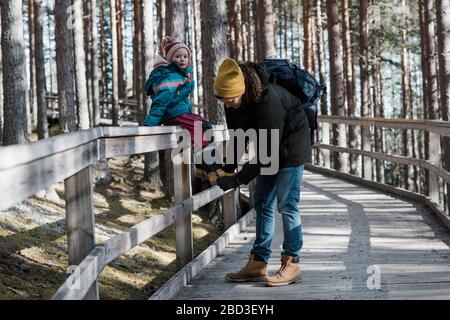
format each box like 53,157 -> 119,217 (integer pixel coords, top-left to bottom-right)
174,170 -> 450,300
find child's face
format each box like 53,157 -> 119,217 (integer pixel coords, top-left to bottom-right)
172,48 -> 190,69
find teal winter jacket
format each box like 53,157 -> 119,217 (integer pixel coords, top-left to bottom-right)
144,59 -> 194,126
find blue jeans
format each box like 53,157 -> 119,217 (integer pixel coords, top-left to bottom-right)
251,166 -> 304,264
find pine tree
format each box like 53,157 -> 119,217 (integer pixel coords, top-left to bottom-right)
55,0 -> 77,133
326,0 -> 348,172
436,0 -> 450,212
359,0 -> 372,179
2,0 -> 29,145
73,0 -> 90,130
0,7 -> 3,146
201,0 -> 229,125
34,0 -> 49,139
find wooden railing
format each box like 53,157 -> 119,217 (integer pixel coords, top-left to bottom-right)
314,115 -> 450,225
0,125 -> 243,300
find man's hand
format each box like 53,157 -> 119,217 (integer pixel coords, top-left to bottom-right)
217,175 -> 240,191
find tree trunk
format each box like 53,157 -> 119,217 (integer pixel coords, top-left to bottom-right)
0,10 -> 3,146
188,0 -> 199,113
133,0 -> 144,124
242,0 -> 252,62
227,0 -> 240,61
253,0 -> 261,60
316,0 -> 326,116
142,0 -> 162,187
400,0 -> 414,190
191,0 -> 201,114
110,0 -> 120,126
261,0 -> 276,60
424,0 -> 440,200
436,0 -> 450,213
157,0 -> 166,41
316,0 -> 329,167
165,0 -> 185,37
283,1 -> 288,58
419,0 -> 429,195
342,0 -> 357,175
359,0 -> 371,180
117,0 -> 126,100
304,0 -> 314,73
1,0 -> 29,145
28,0 -> 38,131
100,1 -> 108,117
91,0 -> 101,127
160,0 -> 187,199
326,0 -> 348,172
34,0 -> 48,140
55,0 -> 77,133
201,0 -> 229,125
83,0 -> 93,126
73,0 -> 90,130
372,37 -> 384,184
424,1 -> 440,121
408,51 -> 419,192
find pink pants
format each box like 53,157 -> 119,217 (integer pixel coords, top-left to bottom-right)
163,114 -> 212,152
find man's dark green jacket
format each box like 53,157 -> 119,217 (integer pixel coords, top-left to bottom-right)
224,83 -> 312,184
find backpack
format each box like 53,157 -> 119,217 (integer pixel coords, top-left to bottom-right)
259,59 -> 327,145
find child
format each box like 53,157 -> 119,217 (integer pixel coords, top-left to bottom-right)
144,36 -> 225,185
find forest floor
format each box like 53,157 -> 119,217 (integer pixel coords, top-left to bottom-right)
0,151 -> 222,300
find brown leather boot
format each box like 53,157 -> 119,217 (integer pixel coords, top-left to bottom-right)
225,254 -> 268,283
265,255 -> 301,287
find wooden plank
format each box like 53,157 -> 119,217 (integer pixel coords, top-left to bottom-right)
150,210 -> 256,300
428,132 -> 440,203
0,127 -> 103,170
53,202 -> 191,300
0,126 -> 224,171
223,190 -> 238,229
361,124 -> 372,180
318,116 -> 450,137
174,147 -> 193,270
64,166 -> 98,300
0,140 -> 100,212
321,122 -> 331,168
52,247 -> 105,300
315,144 -> 450,184
192,186 -> 224,210
101,126 -> 183,137
100,203 -> 191,265
103,134 -> 180,158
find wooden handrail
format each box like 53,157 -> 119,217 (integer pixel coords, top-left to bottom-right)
0,126 -> 228,212
316,116 -> 450,214
52,186 -> 230,300
0,125 -> 236,300
315,143 -> 450,185
318,115 -> 450,136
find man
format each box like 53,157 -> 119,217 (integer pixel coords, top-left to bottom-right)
213,58 -> 312,287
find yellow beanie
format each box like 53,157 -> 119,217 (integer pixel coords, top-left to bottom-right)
214,58 -> 245,98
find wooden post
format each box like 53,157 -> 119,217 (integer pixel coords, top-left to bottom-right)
428,132 -> 440,203
174,146 -> 193,270
362,124 -> 372,180
64,166 -> 98,300
223,190 -> 238,229
322,122 -> 331,168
